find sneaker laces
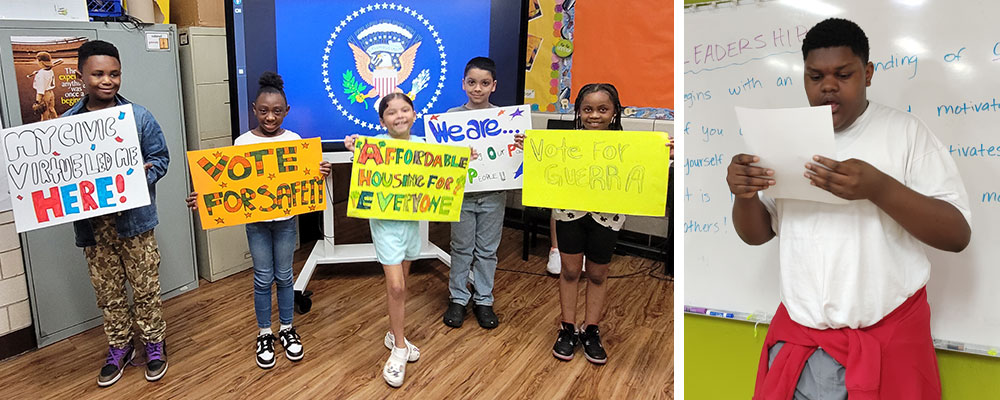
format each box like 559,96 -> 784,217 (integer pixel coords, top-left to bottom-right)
146,341 -> 165,361
583,327 -> 604,348
279,327 -> 301,346
106,345 -> 130,368
557,326 -> 575,343
258,334 -> 276,354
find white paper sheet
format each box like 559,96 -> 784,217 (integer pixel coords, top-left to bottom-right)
734,106 -> 847,204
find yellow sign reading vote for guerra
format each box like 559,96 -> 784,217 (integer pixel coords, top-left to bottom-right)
522,129 -> 670,216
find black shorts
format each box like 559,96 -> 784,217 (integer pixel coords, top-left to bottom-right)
556,216 -> 619,265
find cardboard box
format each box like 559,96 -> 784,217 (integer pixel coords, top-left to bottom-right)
170,0 -> 223,27
125,0 -> 169,24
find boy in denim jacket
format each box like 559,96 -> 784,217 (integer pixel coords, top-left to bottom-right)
62,40 -> 170,387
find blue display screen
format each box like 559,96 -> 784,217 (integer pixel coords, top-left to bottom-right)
274,1 -> 491,141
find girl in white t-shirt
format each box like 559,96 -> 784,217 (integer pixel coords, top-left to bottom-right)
187,72 -> 330,369
516,83 -> 634,365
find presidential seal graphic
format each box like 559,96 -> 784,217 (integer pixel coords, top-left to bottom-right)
322,3 -> 447,132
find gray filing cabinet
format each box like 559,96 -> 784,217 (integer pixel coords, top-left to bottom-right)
0,21 -> 198,346
178,27 -> 253,282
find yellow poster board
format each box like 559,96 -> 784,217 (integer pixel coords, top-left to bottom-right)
522,129 -> 670,216
187,138 -> 326,229
347,136 -> 470,222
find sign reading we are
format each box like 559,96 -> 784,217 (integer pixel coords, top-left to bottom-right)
522,129 -> 670,216
423,105 -> 528,192
3,105 -> 150,232
347,136 -> 470,222
186,138 -> 326,229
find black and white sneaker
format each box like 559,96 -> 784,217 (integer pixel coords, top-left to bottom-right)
579,324 -> 608,364
278,327 -> 304,361
256,333 -> 277,369
552,322 -> 578,361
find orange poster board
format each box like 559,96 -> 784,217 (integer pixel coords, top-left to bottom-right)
571,1 -> 674,109
187,138 -> 326,228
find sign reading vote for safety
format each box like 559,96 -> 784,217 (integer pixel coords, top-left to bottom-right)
2,104 -> 150,232
347,136 -> 470,222
423,105 -> 529,192
522,129 -> 670,216
187,138 -> 326,229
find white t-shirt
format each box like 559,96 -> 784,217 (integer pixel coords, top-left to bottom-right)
234,129 -> 303,222
33,68 -> 55,95
760,102 -> 971,330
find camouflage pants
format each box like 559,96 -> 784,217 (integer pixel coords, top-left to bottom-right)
84,215 -> 165,347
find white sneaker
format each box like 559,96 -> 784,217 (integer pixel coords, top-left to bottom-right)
383,346 -> 409,387
255,334 -> 276,369
384,331 -> 420,362
546,248 -> 561,274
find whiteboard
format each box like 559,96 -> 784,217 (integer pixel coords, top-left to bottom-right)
683,0 -> 1000,353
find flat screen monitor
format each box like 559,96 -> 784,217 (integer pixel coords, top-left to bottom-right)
226,0 -> 528,151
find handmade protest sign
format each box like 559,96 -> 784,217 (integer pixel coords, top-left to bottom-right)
2,104 -> 150,232
187,138 -> 325,229
423,105 -> 528,192
522,129 -> 670,216
347,136 -> 470,222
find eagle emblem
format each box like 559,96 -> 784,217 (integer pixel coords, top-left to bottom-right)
343,20 -> 431,109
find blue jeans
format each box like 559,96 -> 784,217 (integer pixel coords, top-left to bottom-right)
449,191 -> 506,306
246,218 -> 297,328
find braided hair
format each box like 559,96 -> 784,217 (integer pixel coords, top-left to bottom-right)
573,83 -> 623,130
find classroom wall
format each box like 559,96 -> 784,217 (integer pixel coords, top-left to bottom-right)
0,211 -> 30,338
523,0 -> 674,119
685,315 -> 1000,399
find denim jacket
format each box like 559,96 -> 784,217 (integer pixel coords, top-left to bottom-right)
62,94 -> 170,247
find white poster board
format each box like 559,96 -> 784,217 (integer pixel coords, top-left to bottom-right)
423,105 -> 528,192
2,104 -> 151,232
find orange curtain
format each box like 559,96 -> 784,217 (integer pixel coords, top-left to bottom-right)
571,1 -> 674,109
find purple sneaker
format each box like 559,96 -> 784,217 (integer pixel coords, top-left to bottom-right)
144,341 -> 168,382
98,344 -> 135,387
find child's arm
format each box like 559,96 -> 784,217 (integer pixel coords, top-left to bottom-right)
806,155 -> 970,252
727,154 -> 777,245
139,114 -> 170,186
514,132 -> 525,150
318,161 -> 332,177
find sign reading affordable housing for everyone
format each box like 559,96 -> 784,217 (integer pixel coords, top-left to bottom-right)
2,104 -> 150,232
347,136 -> 470,222
187,138 -> 326,229
423,105 -> 528,192
522,129 -> 670,216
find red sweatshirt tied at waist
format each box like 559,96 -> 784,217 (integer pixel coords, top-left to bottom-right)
753,287 -> 940,400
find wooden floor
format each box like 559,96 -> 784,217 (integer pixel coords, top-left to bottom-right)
0,223 -> 673,399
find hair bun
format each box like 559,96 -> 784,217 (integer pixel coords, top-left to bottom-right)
258,71 -> 284,90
